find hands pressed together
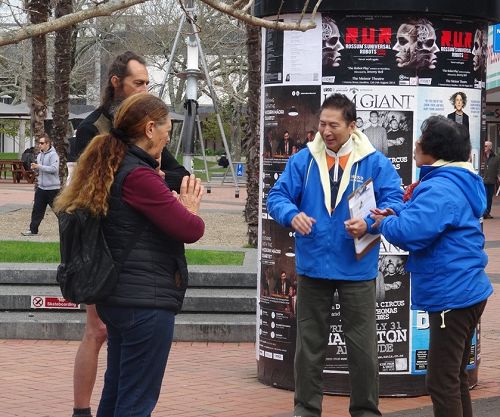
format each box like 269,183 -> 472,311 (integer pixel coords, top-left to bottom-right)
175,174 -> 204,215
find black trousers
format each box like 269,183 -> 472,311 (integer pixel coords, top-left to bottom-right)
29,188 -> 59,234
427,300 -> 487,417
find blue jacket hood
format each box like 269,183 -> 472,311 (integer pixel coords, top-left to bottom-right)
419,161 -> 486,218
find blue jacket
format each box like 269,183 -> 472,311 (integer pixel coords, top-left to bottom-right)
379,161 -> 493,312
267,129 -> 403,281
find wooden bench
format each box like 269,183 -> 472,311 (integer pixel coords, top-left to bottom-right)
0,160 -> 36,183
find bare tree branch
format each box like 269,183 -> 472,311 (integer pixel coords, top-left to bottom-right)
0,0 -> 148,46
0,0 -> 321,47
198,0 -> 318,31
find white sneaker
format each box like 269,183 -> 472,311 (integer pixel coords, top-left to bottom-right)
21,231 -> 37,236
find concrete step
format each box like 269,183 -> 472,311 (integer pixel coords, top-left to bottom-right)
0,311 -> 256,342
0,285 -> 257,313
0,265 -> 257,288
0,250 -> 258,342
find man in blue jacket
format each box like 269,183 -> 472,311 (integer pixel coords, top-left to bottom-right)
267,94 -> 403,417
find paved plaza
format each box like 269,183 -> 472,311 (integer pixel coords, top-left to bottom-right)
0,179 -> 499,416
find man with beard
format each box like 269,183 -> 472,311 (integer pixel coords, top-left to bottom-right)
393,18 -> 440,70
72,51 -> 189,417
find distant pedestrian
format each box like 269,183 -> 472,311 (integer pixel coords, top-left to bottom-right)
218,154 -> 229,168
481,141 -> 500,219
21,135 -> 60,236
21,146 -> 36,171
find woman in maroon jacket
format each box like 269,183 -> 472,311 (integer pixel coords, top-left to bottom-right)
55,93 -> 204,417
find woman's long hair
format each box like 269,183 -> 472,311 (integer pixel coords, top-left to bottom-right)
54,93 -> 170,216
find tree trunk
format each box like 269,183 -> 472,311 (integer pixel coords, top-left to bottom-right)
29,0 -> 49,141
243,23 -> 261,247
53,0 -> 73,182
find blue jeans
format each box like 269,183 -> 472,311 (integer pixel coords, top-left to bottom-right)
95,306 -> 175,417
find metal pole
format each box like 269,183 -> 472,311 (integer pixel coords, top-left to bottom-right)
158,13 -> 186,101
189,19 -> 240,197
196,115 -> 211,193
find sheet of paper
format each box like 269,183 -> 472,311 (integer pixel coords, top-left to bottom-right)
348,178 -> 380,259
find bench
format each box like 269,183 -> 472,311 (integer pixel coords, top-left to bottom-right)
0,160 -> 36,183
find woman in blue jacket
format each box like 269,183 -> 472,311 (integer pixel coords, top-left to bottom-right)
374,116 -> 493,417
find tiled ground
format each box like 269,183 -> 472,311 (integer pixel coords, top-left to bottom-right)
0,182 -> 499,416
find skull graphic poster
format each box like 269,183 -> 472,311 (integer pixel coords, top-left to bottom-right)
321,14 -> 488,89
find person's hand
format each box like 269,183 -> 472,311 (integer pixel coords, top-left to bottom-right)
178,174 -> 204,215
155,157 -> 165,179
370,208 -> 395,228
344,218 -> 367,238
291,212 -> 316,235
371,208 -> 395,216
31,162 -> 39,170
370,214 -> 386,228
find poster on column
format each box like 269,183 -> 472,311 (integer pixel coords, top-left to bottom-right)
431,18 -> 488,89
321,14 -> 402,86
324,243 -> 411,374
416,87 -> 482,171
263,20 -> 284,84
410,309 -> 480,374
259,217 -> 297,371
259,84 -> 322,376
262,84 -> 322,162
322,84 -> 416,187
320,14 -> 487,89
282,14 -> 322,85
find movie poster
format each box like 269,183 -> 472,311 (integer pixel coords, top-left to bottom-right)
411,309 -> 480,374
321,14 -> 487,89
323,243 -> 411,374
322,14 -> 401,85
416,87 -> 482,171
262,85 -> 322,160
322,84 -> 416,186
259,218 -> 296,370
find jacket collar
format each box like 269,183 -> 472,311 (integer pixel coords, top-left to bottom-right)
306,128 -> 376,213
419,160 -> 475,181
128,145 -> 159,169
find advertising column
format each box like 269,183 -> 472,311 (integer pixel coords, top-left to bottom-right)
257,12 -> 487,395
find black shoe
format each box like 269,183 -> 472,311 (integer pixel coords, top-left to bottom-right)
483,213 -> 493,219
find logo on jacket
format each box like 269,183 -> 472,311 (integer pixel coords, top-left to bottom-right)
350,174 -> 364,186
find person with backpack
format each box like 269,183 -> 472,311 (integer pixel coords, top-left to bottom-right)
54,93 -> 205,417
69,51 -> 189,417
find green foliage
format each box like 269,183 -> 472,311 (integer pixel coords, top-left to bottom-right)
0,241 -> 244,265
0,120 -> 25,138
0,152 -> 18,160
200,112 -> 231,148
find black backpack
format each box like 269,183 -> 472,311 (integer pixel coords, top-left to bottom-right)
56,209 -> 137,304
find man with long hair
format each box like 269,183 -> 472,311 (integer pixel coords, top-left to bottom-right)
72,51 -> 188,417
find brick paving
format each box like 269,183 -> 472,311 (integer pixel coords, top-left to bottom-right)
0,180 -> 499,416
